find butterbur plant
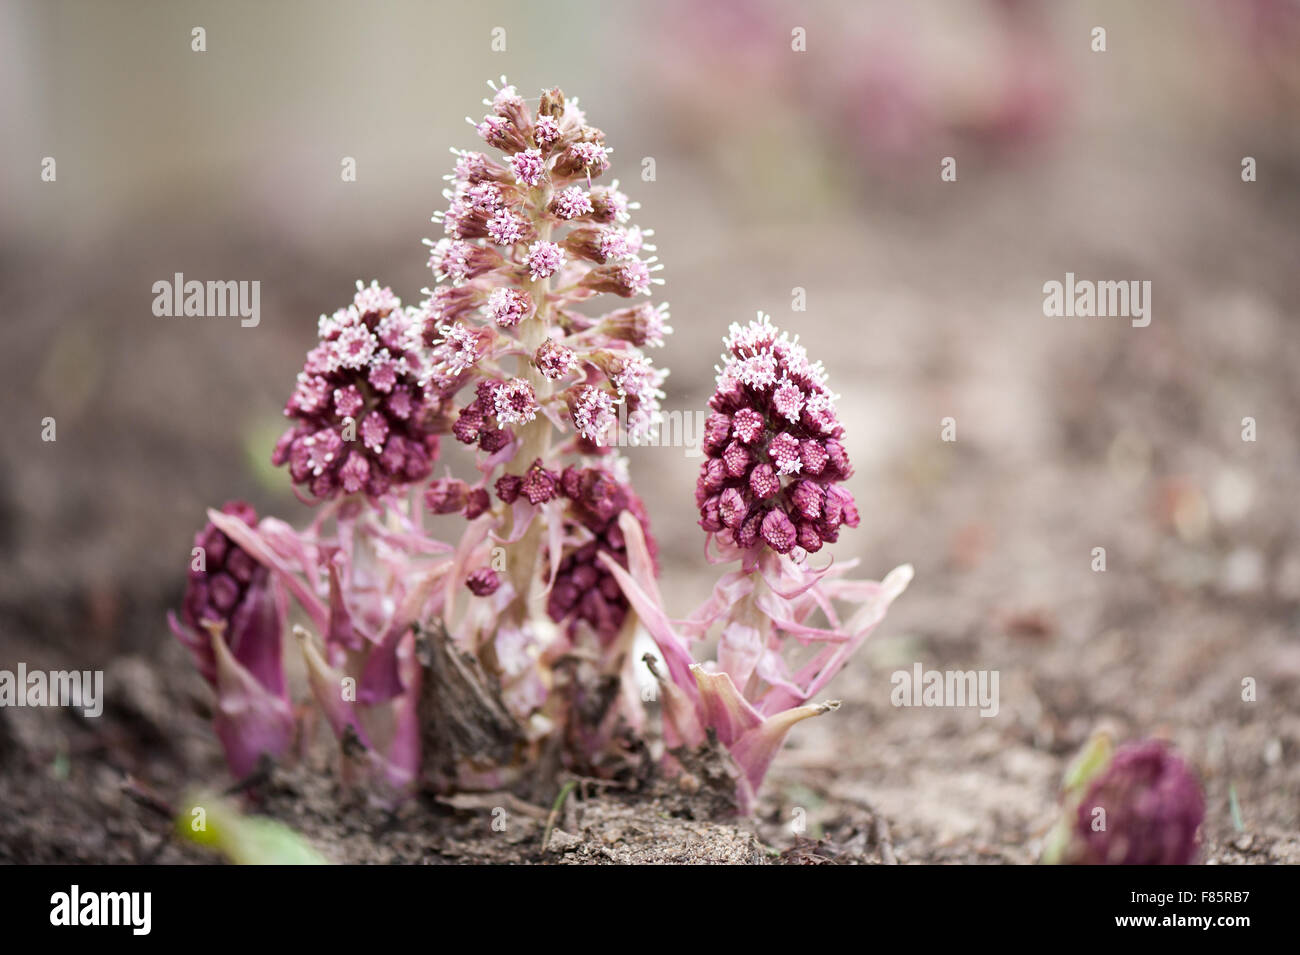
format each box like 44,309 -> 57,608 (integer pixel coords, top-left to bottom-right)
171,79 -> 910,812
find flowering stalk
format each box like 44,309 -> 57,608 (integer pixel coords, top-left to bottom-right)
605,312 -> 912,810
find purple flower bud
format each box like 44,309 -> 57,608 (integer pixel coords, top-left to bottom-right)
731,408 -> 765,445
466,568 -> 502,597
509,148 -> 545,187
1072,741 -> 1205,865
749,463 -> 780,500
485,287 -> 534,327
587,184 -> 630,223
521,459 -> 559,505
599,303 -> 673,348
797,521 -> 823,553
737,511 -> 762,548
760,509 -> 797,554
495,473 -> 524,504
722,440 -> 751,478
768,432 -> 801,475
799,439 -> 829,475
478,426 -> 510,453
534,339 -> 576,380
550,185 -> 594,219
578,260 -> 653,297
524,240 -> 566,279
424,478 -> 469,515
718,487 -> 748,530
553,140 -> 610,179
698,495 -> 723,532
464,487 -> 490,519
563,225 -> 630,264
703,412 -> 732,455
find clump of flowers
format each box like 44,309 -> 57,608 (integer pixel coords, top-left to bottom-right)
170,80 -> 909,813
1043,733 -> 1206,865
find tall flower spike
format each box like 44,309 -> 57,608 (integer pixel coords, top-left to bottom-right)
414,80 -> 673,677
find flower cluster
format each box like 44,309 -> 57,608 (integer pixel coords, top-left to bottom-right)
547,466 -> 657,643
171,81 -> 909,818
697,312 -> 857,558
272,283 -> 442,499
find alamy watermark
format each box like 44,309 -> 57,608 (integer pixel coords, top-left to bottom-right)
50,885 -> 151,935
608,402 -> 707,457
0,663 -> 103,717
1043,272 -> 1150,328
891,663 -> 999,718
152,273 -> 260,327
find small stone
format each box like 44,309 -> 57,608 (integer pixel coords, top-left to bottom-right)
546,828 -> 583,853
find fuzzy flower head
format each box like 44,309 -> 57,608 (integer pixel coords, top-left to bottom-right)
273,282 -> 441,500
566,385 -> 618,445
697,312 -> 856,556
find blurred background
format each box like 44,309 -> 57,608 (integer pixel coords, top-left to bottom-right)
1,0 -> 1298,861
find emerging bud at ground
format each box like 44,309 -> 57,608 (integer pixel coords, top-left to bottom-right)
1045,736 -> 1206,865
177,792 -> 330,865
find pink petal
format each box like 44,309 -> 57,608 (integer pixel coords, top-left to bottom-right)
207,507 -> 328,631
691,666 -> 762,747
209,626 -> 294,778
729,701 -> 839,794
